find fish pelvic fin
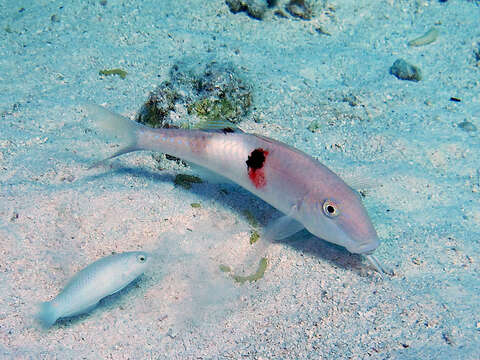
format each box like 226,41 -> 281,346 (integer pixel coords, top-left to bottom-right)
263,215 -> 305,242
36,301 -> 59,328
85,104 -> 144,167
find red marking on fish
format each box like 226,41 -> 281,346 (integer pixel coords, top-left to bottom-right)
246,148 -> 269,188
248,167 -> 267,188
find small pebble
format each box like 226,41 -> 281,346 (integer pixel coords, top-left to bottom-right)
458,121 -> 477,133
10,212 -> 19,222
412,257 -> 421,265
315,26 -> 331,36
389,59 -> 422,82
474,42 -> 480,65
442,331 -> 454,345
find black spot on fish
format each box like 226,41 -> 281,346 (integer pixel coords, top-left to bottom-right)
246,148 -> 266,170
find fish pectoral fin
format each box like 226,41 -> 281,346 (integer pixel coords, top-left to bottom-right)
264,215 -> 305,241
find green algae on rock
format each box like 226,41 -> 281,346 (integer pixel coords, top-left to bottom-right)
174,174 -> 203,189
219,264 -> 232,273
242,210 -> 260,244
137,87 -> 181,128
249,230 -> 260,244
220,258 -> 268,284
99,68 -> 127,79
136,61 -> 252,129
408,27 -> 439,47
243,209 -> 259,228
231,258 -> 268,284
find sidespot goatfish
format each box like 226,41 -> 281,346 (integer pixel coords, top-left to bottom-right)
87,105 -> 387,276
37,251 -> 150,327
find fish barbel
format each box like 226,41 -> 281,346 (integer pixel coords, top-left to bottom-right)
87,105 -> 386,274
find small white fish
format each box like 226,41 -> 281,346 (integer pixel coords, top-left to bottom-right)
87,105 -> 387,275
37,251 -> 150,327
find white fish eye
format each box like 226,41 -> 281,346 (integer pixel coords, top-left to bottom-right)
323,200 -> 339,218
137,254 -> 147,263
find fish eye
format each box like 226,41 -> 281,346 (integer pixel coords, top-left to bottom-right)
137,254 -> 147,263
322,200 -> 339,218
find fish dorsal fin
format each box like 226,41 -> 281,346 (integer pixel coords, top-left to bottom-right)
194,118 -> 243,133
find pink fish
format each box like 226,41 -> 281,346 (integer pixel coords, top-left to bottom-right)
87,105 -> 386,275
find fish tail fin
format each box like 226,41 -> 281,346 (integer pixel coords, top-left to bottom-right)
36,301 -> 59,328
85,104 -> 145,167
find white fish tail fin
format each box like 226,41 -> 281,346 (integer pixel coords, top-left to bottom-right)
36,301 -> 59,328
85,104 -> 144,167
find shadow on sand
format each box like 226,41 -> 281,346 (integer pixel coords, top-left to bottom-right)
83,162 -> 374,277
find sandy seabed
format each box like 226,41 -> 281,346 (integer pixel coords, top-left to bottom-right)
0,0 -> 479,359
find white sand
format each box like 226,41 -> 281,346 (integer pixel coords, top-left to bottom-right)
1,0 -> 479,358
